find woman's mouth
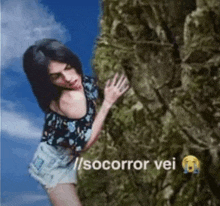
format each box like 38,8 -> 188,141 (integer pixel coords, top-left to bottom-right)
69,81 -> 81,89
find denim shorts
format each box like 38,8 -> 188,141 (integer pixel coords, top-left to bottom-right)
28,141 -> 78,190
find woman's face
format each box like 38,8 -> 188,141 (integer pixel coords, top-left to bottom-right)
48,60 -> 82,90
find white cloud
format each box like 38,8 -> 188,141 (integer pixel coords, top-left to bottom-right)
1,99 -> 42,139
1,99 -> 18,110
1,0 -> 70,68
2,110 -> 42,139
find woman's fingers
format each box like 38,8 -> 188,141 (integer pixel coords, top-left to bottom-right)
111,73 -> 119,86
118,75 -> 127,89
105,79 -> 111,87
120,84 -> 130,94
106,73 -> 129,94
104,73 -> 130,105
116,74 -> 125,88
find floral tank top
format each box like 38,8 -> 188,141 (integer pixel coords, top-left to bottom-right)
41,75 -> 98,155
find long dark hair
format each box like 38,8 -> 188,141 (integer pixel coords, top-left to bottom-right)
23,39 -> 83,112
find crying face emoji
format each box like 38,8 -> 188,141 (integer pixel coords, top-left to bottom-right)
182,155 -> 200,174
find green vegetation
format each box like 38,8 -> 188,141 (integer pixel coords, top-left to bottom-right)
78,0 -> 220,205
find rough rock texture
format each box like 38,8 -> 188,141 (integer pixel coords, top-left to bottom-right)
78,1 -> 220,205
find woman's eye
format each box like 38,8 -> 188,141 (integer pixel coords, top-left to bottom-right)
51,74 -> 60,80
66,65 -> 72,70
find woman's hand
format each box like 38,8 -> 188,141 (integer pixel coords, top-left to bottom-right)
83,73 -> 129,151
104,73 -> 129,107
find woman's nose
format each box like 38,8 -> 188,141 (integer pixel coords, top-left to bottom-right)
62,73 -> 71,82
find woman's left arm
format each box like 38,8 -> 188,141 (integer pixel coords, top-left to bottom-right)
83,73 -> 129,151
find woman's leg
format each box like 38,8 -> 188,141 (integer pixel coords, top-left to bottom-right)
46,183 -> 82,206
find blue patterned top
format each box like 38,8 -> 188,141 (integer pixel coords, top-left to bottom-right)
41,75 -> 98,155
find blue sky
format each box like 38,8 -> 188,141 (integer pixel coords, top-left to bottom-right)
1,0 -> 100,205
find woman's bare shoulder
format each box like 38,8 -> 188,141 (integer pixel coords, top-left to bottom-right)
50,90 -> 87,119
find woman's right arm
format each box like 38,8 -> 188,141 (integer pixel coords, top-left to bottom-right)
83,73 -> 129,151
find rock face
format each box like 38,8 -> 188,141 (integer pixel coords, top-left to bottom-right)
78,1 -> 220,205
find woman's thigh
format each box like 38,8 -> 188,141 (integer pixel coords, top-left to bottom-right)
46,183 -> 82,206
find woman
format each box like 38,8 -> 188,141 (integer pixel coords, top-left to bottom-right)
23,39 -> 129,205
